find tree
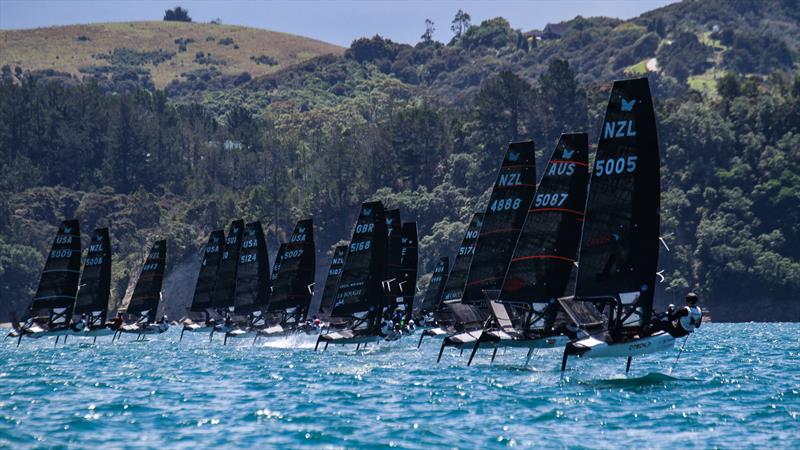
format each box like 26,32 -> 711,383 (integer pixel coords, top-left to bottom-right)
451,10 -> 471,38
164,6 -> 191,22
421,19 -> 435,44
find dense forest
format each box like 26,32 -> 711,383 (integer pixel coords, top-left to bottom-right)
1,0 -> 798,321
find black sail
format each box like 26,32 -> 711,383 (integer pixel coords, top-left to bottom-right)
189,229 -> 224,312
211,219 -> 244,309
127,240 -> 167,324
331,201 -> 387,327
385,208 -> 403,295
418,256 -> 449,316
30,219 -> 82,323
318,245 -> 348,319
398,222 -> 418,321
74,228 -> 112,323
461,141 -> 538,310
233,221 -> 270,315
268,219 -> 316,320
498,134 -> 590,328
440,213 -> 483,305
574,78 -> 661,333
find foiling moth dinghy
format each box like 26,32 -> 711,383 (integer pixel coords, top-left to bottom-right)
10,219 -> 83,345
180,229 -> 225,340
254,219 -> 318,344
559,77 -> 689,372
438,141 -> 538,361
206,219 -> 245,342
315,201 -> 388,351
114,240 -> 168,341
418,213 -> 483,347
468,133 -> 590,366
222,221 -> 272,345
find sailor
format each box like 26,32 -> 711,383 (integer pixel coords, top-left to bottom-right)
108,312 -> 124,330
381,318 -> 394,336
157,315 -> 169,332
661,293 -> 703,338
72,314 -> 87,332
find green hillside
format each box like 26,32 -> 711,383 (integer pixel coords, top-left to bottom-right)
1,0 -> 799,322
0,21 -> 343,89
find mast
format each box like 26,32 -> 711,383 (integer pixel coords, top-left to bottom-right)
497,133 -> 590,329
126,240 -> 167,324
418,256 -> 449,317
440,213 -> 483,306
458,141 -> 538,318
268,219 -> 316,322
189,229 -> 224,313
398,222 -> 418,322
330,201 -> 387,330
30,219 -> 82,327
211,219 -> 244,311
74,227 -> 112,326
318,245 -> 348,319
574,77 -> 661,336
233,221 -> 270,315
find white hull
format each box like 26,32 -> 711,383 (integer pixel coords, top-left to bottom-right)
77,327 -> 115,337
442,329 -> 483,349
480,331 -> 570,350
182,323 -> 215,333
569,331 -> 675,358
119,324 -> 169,335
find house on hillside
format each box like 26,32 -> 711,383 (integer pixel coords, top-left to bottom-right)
541,22 -> 569,40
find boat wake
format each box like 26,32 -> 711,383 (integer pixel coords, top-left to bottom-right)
260,333 -> 320,349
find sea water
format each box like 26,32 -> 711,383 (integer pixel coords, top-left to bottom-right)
0,323 -> 797,449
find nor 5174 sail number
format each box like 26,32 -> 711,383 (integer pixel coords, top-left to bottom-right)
594,156 -> 637,177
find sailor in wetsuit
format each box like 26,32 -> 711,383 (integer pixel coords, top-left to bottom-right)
658,292 -> 703,338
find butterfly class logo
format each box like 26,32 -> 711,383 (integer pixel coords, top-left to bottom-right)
621,98 -> 637,112
233,227 -> 240,233
297,226 -> 306,234
508,151 -> 520,162
363,208 -> 373,216
562,147 -> 575,159
63,227 -> 72,234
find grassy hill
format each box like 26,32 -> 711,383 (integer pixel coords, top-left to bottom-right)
0,21 -> 343,88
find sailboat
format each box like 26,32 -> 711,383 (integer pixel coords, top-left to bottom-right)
10,219 -> 82,343
396,222 -> 418,327
416,256 -> 449,324
224,221 -> 270,343
255,219 -> 317,340
180,229 -> 224,339
73,227 -> 114,339
116,240 -> 168,339
559,77 -> 673,373
438,141 -> 538,361
383,209 -> 403,315
467,133 -> 590,366
417,213 -> 483,346
318,245 -> 348,321
315,201 -> 387,350
209,219 -> 244,339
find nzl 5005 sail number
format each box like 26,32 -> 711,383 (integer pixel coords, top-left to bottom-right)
594,156 -> 637,177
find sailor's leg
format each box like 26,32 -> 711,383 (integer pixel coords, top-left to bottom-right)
626,356 -> 633,373
490,348 -> 498,364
